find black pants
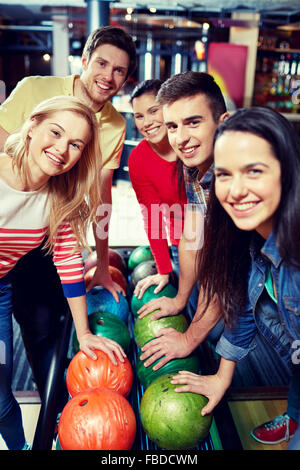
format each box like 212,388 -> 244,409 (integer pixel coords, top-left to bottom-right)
12,243 -> 69,398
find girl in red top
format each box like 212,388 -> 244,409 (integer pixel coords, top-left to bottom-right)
128,80 -> 187,298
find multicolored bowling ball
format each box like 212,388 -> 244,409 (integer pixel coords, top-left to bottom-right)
72,311 -> 131,354
66,349 -> 133,398
86,287 -> 129,323
128,246 -> 154,271
136,351 -> 200,390
133,311 -> 188,349
131,283 -> 177,317
58,387 -> 136,450
84,265 -> 127,293
109,248 -> 127,275
109,265 -> 127,292
84,249 -> 126,276
140,374 -> 212,450
130,260 -> 157,290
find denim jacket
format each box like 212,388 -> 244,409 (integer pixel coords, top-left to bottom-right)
216,231 -> 300,370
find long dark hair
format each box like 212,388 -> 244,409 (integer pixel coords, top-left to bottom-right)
198,106 -> 300,328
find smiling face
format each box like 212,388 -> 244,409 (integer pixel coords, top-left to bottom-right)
132,92 -> 167,144
28,110 -> 91,185
163,93 -> 226,174
214,131 -> 282,239
80,43 -> 129,111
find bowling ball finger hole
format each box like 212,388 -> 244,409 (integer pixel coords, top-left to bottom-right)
85,367 -> 90,373
79,400 -> 88,407
96,320 -> 105,326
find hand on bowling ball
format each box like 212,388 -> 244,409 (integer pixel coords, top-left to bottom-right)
85,265 -> 125,302
138,295 -> 183,320
170,371 -> 227,416
79,331 -> 126,365
140,327 -> 192,369
134,273 -> 169,299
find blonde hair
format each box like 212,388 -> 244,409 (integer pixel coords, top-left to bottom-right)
4,95 -> 102,252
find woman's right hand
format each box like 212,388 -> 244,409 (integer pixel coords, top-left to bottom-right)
79,332 -> 126,365
134,273 -> 170,299
137,295 -> 183,319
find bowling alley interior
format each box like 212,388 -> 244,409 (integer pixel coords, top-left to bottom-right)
0,0 -> 300,453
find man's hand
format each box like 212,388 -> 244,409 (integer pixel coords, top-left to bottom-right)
134,273 -> 169,299
140,328 -> 192,369
85,265 -> 125,302
137,295 -> 184,320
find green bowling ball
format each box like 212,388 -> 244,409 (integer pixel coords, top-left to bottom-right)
131,283 -> 177,317
137,350 -> 200,389
72,311 -> 131,354
140,374 -> 212,450
128,246 -> 154,271
134,311 -> 188,349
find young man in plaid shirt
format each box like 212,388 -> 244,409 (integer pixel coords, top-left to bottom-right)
138,71 -> 228,366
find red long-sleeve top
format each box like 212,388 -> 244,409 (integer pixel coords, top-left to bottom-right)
128,139 -> 187,274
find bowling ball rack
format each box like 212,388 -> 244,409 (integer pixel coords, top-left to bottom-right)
31,248 -> 242,451
126,314 -> 215,451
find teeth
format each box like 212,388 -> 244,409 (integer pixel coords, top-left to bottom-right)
46,151 -> 63,165
96,81 -> 109,90
233,202 -> 257,210
182,147 -> 196,154
147,127 -> 159,135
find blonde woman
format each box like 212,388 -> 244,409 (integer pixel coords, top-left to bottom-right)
0,95 -> 126,450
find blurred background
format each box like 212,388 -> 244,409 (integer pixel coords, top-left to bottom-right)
0,0 -> 300,143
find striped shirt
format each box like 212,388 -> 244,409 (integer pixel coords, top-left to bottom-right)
0,177 -> 85,298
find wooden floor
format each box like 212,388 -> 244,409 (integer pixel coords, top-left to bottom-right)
0,397 -> 290,451
229,399 -> 289,450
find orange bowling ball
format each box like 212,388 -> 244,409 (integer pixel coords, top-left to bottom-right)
66,349 -> 133,398
58,387 -> 136,450
109,265 -> 127,292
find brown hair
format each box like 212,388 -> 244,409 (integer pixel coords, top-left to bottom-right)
157,71 -> 227,123
82,26 -> 137,80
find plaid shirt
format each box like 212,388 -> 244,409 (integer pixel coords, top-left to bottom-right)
183,164 -> 214,216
